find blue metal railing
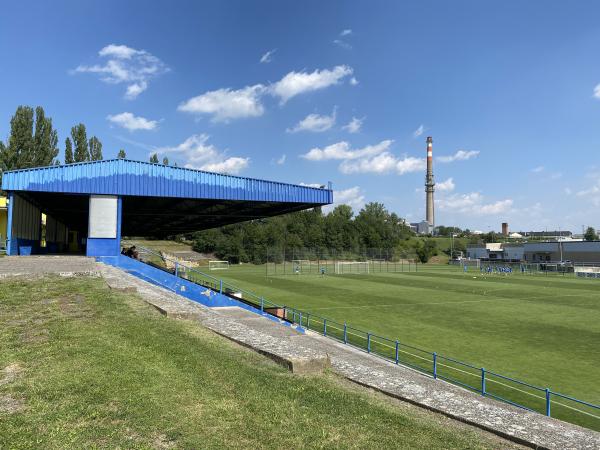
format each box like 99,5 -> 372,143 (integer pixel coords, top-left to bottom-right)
134,246 -> 600,431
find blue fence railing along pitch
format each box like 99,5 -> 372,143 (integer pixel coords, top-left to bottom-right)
133,246 -> 600,432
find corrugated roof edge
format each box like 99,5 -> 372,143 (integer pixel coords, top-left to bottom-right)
2,158 -> 333,193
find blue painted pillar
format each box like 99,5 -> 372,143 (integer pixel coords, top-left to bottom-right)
6,192 -> 15,255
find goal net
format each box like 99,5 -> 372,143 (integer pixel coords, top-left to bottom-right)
209,260 -> 230,270
291,259 -> 311,274
335,261 -> 370,275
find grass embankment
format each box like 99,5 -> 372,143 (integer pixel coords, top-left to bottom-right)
0,276 -> 512,449
213,264 -> 600,429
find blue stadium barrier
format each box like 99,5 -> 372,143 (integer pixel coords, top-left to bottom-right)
122,246 -> 600,431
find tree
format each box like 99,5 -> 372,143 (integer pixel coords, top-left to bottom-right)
71,124 -> 89,162
64,138 -> 74,164
32,106 -> 59,167
415,239 -> 438,263
2,106 -> 59,170
162,156 -> 169,165
117,149 -> 126,159
584,227 -> 598,241
482,232 -> 497,243
89,136 -> 103,161
0,141 -> 7,187
149,153 -> 159,163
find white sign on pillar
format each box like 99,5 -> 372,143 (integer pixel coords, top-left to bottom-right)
88,195 -> 118,238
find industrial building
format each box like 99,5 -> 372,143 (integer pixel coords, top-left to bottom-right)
1,159 -> 332,257
466,241 -> 600,263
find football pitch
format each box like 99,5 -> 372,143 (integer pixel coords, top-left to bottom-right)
213,263 -> 600,429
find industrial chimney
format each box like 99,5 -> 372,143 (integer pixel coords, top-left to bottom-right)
425,137 -> 435,228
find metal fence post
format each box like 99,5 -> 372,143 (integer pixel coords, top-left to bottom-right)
481,368 -> 486,396
306,313 -> 310,329
433,352 -> 437,379
219,279 -> 223,294
260,297 -> 264,313
299,312 -> 303,328
395,340 -> 399,364
367,333 -> 371,353
545,388 -> 551,417
344,322 -> 348,344
175,262 -> 179,278
323,318 -> 327,336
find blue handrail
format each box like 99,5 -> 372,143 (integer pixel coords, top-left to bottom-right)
134,245 -> 600,429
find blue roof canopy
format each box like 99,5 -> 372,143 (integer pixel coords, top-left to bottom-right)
2,159 -> 332,204
2,159 -> 333,235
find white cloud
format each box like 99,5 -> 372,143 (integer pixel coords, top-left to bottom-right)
349,77 -> 359,86
437,177 -> 455,192
413,124 -> 424,138
125,82 -> 148,99
106,112 -> 158,131
260,49 -> 276,64
531,166 -> 544,173
333,39 -> 352,50
576,180 -> 600,205
177,84 -> 265,122
270,65 -> 353,103
339,153 -> 425,175
323,186 -> 365,213
594,84 -> 600,99
74,44 -> 168,99
302,140 -> 391,161
201,157 -> 249,174
99,44 -> 139,59
288,108 -> 336,133
437,150 -> 480,163
342,116 -> 364,134
438,192 -> 513,215
340,29 -> 352,36
156,134 -> 249,174
276,154 -> 286,165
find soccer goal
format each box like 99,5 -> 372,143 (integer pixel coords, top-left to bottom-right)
335,261 -> 370,274
291,259 -> 311,274
208,260 -> 230,270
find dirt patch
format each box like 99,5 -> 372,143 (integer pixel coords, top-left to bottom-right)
152,433 -> 176,449
0,394 -> 25,414
57,294 -> 94,319
21,327 -> 50,344
0,363 -> 24,386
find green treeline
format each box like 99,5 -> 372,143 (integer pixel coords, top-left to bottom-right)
190,203 -> 439,263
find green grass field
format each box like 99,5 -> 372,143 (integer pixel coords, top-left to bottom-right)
0,276 -> 517,449
210,264 -> 600,430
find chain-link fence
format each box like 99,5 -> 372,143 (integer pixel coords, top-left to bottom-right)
266,247 -> 418,276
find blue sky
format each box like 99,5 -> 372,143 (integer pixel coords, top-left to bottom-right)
1,1 -> 600,232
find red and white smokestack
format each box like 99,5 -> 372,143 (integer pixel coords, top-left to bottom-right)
425,137 -> 435,227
